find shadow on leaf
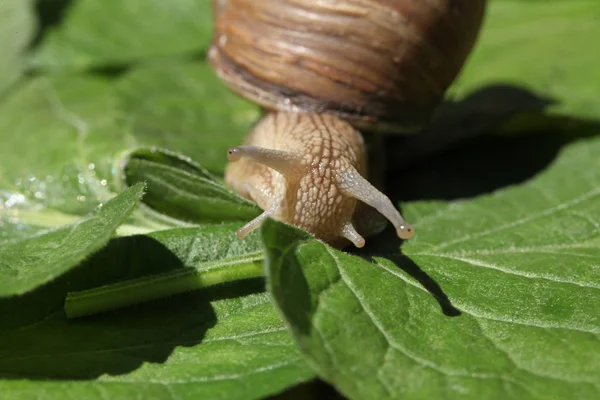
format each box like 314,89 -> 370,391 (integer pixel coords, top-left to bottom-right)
353,83 -> 600,319
385,83 -> 600,202
352,229 -> 461,318
31,0 -> 74,48
385,253 -> 461,317
0,234 -> 262,380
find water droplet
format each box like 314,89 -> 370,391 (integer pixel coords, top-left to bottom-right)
77,195 -> 87,202
77,174 -> 85,184
100,179 -> 107,186
5,193 -> 26,208
34,191 -> 44,199
88,163 -> 96,170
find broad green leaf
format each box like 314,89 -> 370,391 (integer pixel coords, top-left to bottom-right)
30,0 -> 213,70
265,135 -> 600,399
0,292 -> 312,400
452,0 -> 600,119
0,223 -> 314,400
0,0 -> 35,96
0,183 -> 144,297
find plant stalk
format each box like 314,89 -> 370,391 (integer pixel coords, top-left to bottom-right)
65,253 -> 265,318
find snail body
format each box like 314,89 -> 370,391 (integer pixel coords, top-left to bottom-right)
226,112 -> 413,248
209,0 -> 486,247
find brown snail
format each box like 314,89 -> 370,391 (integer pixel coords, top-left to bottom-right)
209,0 -> 486,248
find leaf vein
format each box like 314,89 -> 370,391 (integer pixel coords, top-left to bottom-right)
416,253 -> 600,290
427,186 -> 600,251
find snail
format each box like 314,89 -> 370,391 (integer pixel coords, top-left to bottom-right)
209,0 -> 486,248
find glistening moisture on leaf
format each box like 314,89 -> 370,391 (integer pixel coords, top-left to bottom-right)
0,183 -> 145,297
0,64 -> 257,238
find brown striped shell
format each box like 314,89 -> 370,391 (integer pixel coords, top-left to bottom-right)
209,0 -> 486,133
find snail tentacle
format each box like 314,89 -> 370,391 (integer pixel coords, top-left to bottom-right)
227,146 -> 306,178
341,222 -> 366,248
337,166 -> 414,240
236,196 -> 283,239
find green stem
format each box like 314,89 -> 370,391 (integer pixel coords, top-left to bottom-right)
65,253 -> 265,319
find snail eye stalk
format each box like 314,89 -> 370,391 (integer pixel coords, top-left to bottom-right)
227,146 -> 305,177
337,166 -> 414,240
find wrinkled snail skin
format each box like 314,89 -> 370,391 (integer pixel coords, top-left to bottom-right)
225,112 -> 413,248
210,0 -> 486,247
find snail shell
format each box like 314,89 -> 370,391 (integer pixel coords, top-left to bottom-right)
209,0 -> 486,132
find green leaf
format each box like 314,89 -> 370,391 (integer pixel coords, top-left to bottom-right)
0,223 -> 314,400
0,74 -> 129,218
124,147 -> 260,223
265,134 -> 600,399
116,62 -> 259,174
0,73 -> 174,241
0,183 -> 144,297
2,0 -> 598,399
0,53 -> 293,399
453,0 -> 600,119
0,291 -> 312,400
0,0 -> 35,96
30,0 -> 213,70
